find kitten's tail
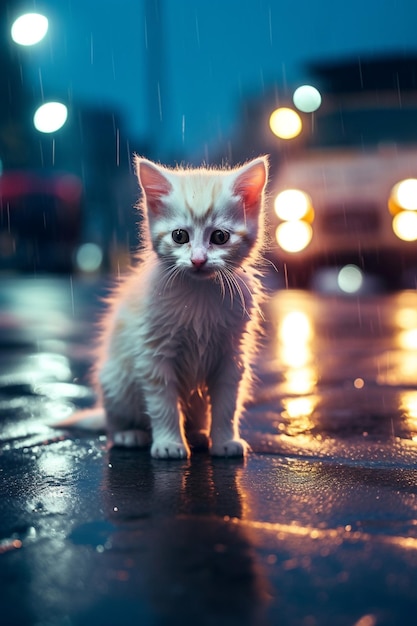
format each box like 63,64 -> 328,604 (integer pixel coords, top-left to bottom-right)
53,407 -> 106,431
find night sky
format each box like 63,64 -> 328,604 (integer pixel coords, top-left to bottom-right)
20,0 -> 417,161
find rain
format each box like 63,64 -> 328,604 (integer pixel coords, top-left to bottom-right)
1,0 -> 417,624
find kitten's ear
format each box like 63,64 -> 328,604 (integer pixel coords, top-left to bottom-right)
232,157 -> 268,214
134,156 -> 173,214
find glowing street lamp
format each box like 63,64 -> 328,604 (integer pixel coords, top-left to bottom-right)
11,13 -> 49,46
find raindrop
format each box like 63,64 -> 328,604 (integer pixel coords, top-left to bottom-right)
195,15 -> 200,46
268,7 -> 273,44
69,275 -> 75,316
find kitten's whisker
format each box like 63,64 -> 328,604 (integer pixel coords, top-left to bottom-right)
222,266 -> 249,317
161,263 -> 184,292
217,268 -> 234,307
226,263 -> 266,322
215,270 -> 226,300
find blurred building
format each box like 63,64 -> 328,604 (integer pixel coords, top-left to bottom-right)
0,3 -> 147,273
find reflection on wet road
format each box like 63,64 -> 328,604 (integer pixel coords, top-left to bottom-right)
254,288 -> 417,463
1,277 -> 417,625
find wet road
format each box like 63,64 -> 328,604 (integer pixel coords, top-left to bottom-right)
1,276 -> 417,626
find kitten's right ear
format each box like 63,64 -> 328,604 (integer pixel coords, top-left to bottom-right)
134,156 -> 173,214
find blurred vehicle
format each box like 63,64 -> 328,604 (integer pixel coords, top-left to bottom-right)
268,60 -> 417,289
0,170 -> 83,272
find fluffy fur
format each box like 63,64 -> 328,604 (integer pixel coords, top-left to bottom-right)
60,156 -> 269,459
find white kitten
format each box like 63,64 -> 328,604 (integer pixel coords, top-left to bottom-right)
62,156 -> 269,459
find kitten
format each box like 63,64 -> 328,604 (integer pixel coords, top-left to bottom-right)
61,156 -> 269,459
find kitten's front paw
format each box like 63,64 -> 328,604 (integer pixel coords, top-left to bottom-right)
151,440 -> 190,459
111,429 -> 151,448
210,438 -> 249,458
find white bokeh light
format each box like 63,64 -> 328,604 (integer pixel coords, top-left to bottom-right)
33,102 -> 68,133
293,85 -> 322,113
11,13 -> 48,46
337,265 -> 364,293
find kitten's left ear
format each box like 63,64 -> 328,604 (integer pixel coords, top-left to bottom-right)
232,157 -> 268,213
134,156 -> 173,214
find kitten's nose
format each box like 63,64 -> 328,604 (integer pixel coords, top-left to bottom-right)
191,257 -> 207,269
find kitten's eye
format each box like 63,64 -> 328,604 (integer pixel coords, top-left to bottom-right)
210,230 -> 230,245
172,229 -> 189,244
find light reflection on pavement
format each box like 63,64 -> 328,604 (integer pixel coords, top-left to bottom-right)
1,276 -> 417,626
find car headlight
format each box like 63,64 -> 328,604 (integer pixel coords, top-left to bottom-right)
388,178 -> 417,241
392,211 -> 417,242
389,178 -> 417,212
276,221 -> 313,253
274,189 -> 313,221
274,189 -> 314,252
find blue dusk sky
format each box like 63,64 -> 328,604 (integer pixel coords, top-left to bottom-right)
17,0 -> 417,160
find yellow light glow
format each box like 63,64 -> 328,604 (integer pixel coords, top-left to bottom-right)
276,221 -> 313,253
283,396 -> 316,419
279,311 -> 316,392
269,107 -> 302,139
391,179 -> 417,211
396,307 -> 417,330
400,391 -> 417,439
392,211 -> 417,241
398,329 -> 417,350
286,367 -> 317,394
401,391 -> 417,419
281,344 -> 311,369
11,13 -> 48,46
280,311 -> 313,343
274,189 -> 312,221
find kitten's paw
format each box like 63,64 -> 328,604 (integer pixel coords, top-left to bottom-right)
111,429 -> 151,448
151,440 -> 190,459
210,438 -> 249,458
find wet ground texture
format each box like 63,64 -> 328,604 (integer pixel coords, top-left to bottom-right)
1,276 -> 417,626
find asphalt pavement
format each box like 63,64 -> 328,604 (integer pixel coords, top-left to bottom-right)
1,276 -> 417,626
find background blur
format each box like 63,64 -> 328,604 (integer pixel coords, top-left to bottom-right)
1,0 -> 417,281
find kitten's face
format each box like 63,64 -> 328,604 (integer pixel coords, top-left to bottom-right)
135,157 -> 268,279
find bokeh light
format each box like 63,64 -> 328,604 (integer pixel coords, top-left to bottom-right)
269,107 -> 302,139
337,265 -> 364,293
33,102 -> 68,133
293,85 -> 322,113
276,221 -> 312,253
11,13 -> 48,46
392,178 -> 417,211
76,243 -> 103,272
274,189 -> 312,221
392,211 -> 417,241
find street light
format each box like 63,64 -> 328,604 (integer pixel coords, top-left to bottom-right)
11,13 -> 49,46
